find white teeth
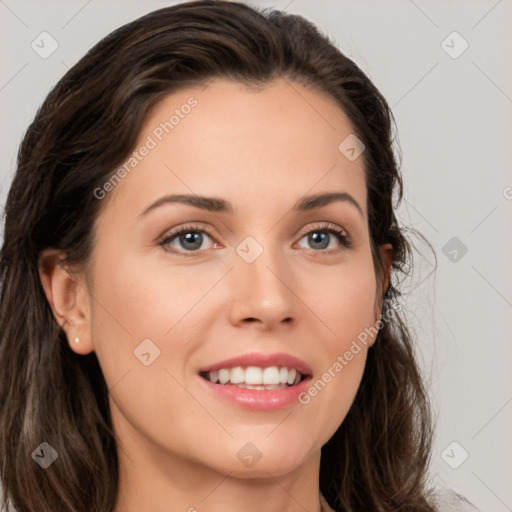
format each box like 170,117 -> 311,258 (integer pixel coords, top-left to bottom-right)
218,369 -> 230,385
245,366 -> 262,385
204,366 -> 304,387
236,383 -> 285,390
286,368 -> 297,385
230,366 -> 244,384
262,366 -> 280,385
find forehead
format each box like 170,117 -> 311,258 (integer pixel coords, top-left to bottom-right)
97,78 -> 368,225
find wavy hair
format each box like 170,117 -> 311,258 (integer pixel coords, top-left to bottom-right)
0,1 -> 437,510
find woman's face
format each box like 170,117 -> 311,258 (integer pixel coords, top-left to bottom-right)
71,78 -> 390,480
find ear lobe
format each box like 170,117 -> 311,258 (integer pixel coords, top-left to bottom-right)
38,249 -> 94,355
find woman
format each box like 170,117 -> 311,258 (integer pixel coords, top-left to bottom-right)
0,1 -> 479,511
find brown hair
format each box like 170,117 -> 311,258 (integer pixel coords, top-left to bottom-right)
0,1 -> 437,510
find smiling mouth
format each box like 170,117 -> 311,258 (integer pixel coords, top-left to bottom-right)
199,365 -> 308,390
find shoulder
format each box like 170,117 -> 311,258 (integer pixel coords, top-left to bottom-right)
431,488 -> 481,512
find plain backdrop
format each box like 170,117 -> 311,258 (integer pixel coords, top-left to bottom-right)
1,1 -> 511,511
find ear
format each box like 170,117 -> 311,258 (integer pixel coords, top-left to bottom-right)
38,249 -> 94,355
373,242 -> 394,325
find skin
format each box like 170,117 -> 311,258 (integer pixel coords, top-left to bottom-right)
39,78 -> 392,512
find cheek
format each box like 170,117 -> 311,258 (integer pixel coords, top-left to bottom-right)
87,250 -> 187,386
301,254 -> 378,431
88,247 -> 224,391
90,249 -> 205,341
88,252 -> 214,446
319,255 -> 378,352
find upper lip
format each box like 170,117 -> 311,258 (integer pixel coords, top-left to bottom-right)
198,352 -> 313,376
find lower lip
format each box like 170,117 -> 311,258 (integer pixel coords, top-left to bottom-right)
198,375 -> 313,411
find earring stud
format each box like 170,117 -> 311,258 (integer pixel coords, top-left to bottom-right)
74,337 -> 80,343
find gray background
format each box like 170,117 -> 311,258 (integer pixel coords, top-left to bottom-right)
1,1 -> 511,510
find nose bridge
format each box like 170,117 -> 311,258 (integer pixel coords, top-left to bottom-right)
229,232 -> 297,325
235,232 -> 287,287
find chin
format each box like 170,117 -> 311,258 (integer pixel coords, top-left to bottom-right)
225,457 -> 310,480
210,436 -> 315,479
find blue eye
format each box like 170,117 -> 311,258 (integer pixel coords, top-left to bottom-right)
160,222 -> 351,256
297,226 -> 351,251
160,223 -> 215,255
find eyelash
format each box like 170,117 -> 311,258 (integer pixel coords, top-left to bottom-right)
159,222 -> 352,257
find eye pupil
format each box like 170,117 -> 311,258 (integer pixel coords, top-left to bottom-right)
309,231 -> 329,249
181,232 -> 202,250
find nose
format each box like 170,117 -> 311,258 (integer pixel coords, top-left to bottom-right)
227,241 -> 298,331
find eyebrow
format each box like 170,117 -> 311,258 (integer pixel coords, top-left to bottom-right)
139,191 -> 363,218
